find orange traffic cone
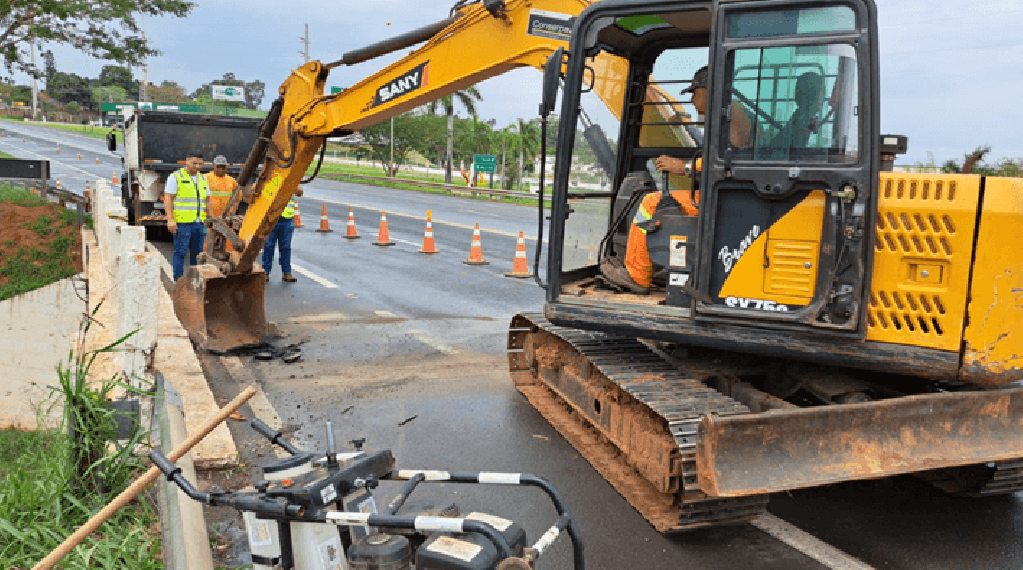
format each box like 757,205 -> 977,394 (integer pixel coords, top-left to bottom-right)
95,157 -> 100,165
293,204 -> 304,228
343,206 -> 360,239
77,153 -> 82,160
373,212 -> 394,246
505,231 -> 533,278
419,210 -> 439,254
56,178 -> 62,191
30,187 -> 38,196
55,144 -> 60,153
315,203 -> 333,232
463,223 -> 489,265
112,170 -> 119,185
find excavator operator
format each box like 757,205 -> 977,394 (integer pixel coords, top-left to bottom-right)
602,66 -> 752,295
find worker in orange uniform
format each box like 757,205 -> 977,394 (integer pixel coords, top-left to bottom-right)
207,155 -> 237,218
602,66 -> 752,294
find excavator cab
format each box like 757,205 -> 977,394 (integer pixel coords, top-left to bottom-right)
546,0 -> 878,337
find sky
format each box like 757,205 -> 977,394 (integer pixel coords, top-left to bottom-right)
29,0 -> 1023,165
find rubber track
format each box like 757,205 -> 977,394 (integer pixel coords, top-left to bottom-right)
510,312 -> 769,532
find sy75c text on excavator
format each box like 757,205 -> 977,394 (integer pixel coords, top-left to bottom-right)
170,0 -> 1023,533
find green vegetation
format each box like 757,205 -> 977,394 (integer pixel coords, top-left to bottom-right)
0,322 -> 160,568
0,185 -> 89,302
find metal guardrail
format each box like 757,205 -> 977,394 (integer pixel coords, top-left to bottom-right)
321,172 -> 613,201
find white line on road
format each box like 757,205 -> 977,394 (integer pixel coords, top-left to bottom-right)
0,137 -> 110,180
751,515 -> 874,570
291,264 -> 338,289
305,195 -> 547,242
408,329 -> 459,354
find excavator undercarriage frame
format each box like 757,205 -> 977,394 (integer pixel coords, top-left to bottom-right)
509,312 -> 1023,531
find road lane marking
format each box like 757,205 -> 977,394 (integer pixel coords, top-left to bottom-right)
408,329 -> 458,354
751,515 -> 874,570
289,312 -> 350,323
291,264 -> 338,288
304,194 -> 547,242
375,310 -> 397,318
0,137 -> 110,179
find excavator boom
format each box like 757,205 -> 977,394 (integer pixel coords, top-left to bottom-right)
172,0 -> 654,351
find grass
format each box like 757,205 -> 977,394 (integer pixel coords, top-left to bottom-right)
0,184 -> 91,301
0,320 -> 161,568
0,150 -> 14,159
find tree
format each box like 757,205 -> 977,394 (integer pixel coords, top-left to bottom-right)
91,85 -> 127,106
360,112 -> 446,177
191,73 -> 266,109
507,119 -> 541,192
65,100 -> 80,116
149,80 -> 189,104
45,71 -> 91,107
99,65 -> 136,98
41,49 -> 55,83
426,86 -> 483,184
0,2 -> 191,77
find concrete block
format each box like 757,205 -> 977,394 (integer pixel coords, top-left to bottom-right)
117,251 -> 161,386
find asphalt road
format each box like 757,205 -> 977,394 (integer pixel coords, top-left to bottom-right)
8,121 -> 1023,569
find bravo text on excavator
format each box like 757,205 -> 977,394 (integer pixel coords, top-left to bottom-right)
169,0 -> 1023,535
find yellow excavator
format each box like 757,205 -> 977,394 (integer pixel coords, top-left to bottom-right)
175,0 -> 1023,534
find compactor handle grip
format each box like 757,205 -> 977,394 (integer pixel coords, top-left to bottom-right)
149,449 -> 180,480
251,418 -> 302,455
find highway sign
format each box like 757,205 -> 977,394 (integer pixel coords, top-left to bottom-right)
331,86 -> 344,94
474,154 -> 497,173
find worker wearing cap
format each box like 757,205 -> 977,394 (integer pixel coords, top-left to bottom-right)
165,151 -> 210,281
261,186 -> 303,283
603,66 -> 753,294
207,155 -> 237,218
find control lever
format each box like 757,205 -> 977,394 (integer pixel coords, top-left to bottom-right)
251,418 -> 302,456
150,449 -> 210,503
350,438 -> 366,451
326,420 -> 338,468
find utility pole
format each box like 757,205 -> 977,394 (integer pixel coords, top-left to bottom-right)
139,14 -> 149,102
300,24 -> 310,63
29,41 -> 38,119
390,117 -> 395,177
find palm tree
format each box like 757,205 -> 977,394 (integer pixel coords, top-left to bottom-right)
508,119 -> 541,192
427,86 -> 483,184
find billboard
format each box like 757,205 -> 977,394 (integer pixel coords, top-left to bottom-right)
212,85 -> 246,102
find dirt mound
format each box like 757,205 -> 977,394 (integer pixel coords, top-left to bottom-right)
0,197 -> 84,297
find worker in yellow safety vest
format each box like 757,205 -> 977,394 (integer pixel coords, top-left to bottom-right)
261,185 -> 303,283
602,66 -> 752,294
207,155 -> 237,218
165,151 -> 210,281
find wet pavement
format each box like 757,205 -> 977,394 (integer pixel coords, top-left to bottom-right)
8,124 -> 1023,569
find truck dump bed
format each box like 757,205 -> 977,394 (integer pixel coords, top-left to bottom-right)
124,110 -> 262,171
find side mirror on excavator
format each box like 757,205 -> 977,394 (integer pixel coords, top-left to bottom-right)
106,132 -> 117,152
540,47 -> 564,118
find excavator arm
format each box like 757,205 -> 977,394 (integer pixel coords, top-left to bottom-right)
174,0 -> 687,351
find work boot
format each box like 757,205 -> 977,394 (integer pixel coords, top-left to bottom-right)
265,274 -> 270,283
282,273 -> 297,282
600,258 -> 649,295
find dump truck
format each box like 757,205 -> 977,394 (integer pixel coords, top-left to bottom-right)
170,0 -> 1023,535
118,110 -> 262,227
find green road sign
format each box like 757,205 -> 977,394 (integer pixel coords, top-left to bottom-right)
331,86 -> 344,94
474,154 -> 497,173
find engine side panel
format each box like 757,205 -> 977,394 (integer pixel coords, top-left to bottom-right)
866,173 -> 980,352
961,176 -> 1023,385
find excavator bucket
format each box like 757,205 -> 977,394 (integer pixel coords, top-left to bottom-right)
172,264 -> 269,353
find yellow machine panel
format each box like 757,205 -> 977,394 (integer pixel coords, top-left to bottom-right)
961,176 -> 1023,385
866,173 -> 980,351
718,190 -> 824,306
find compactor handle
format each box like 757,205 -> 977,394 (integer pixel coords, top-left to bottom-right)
251,418 -> 302,455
